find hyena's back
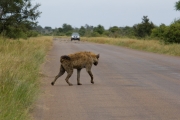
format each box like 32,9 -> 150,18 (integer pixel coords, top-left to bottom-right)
61,51 -> 95,69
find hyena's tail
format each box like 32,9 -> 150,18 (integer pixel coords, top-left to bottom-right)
60,55 -> 71,62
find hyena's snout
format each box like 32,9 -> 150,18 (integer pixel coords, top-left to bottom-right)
94,61 -> 98,66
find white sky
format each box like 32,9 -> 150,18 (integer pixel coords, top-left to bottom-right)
34,0 -> 180,29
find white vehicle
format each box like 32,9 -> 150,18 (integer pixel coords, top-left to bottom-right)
71,32 -> 80,41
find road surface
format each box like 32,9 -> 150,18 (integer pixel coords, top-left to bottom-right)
33,38 -> 180,120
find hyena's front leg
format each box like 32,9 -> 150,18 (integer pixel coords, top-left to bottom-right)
77,69 -> 82,85
51,65 -> 65,86
86,67 -> 94,84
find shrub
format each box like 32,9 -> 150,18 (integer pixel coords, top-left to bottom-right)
151,24 -> 168,39
5,26 -> 27,39
91,32 -> 101,37
27,30 -> 39,37
164,22 -> 180,43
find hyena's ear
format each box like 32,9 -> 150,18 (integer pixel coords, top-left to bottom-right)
97,54 -> 100,59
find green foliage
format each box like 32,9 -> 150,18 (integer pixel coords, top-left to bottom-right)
163,22 -> 180,43
79,26 -> 86,36
120,26 -> 135,37
62,23 -> 73,33
53,23 -> 73,36
65,31 -> 72,36
175,0 -> 180,11
83,24 -> 94,37
91,32 -> 101,37
154,1 -> 180,43
93,25 -> 105,35
5,25 -> 25,39
0,0 -> 41,39
27,30 -> 39,37
133,16 -> 155,38
151,24 -> 167,39
108,26 -> 121,38
151,19 -> 180,44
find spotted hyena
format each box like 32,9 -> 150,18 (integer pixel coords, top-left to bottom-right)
51,51 -> 100,86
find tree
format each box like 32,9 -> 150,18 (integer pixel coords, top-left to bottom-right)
93,25 -> 105,35
61,23 -> 73,35
62,24 -> 73,33
133,16 -> 155,38
84,24 -> 93,36
163,22 -> 180,43
109,26 -> 120,37
175,0 -> 180,11
0,0 -> 41,38
151,24 -> 167,39
120,26 -> 135,37
155,2 -> 180,43
79,26 -> 86,36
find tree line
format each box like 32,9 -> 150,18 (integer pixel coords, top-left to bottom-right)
1,0 -> 180,43
38,15 -> 180,44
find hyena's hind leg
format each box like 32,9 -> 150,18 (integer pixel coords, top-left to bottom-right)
51,65 -> 65,86
65,69 -> 73,86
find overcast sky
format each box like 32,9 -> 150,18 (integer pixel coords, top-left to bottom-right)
34,0 -> 180,29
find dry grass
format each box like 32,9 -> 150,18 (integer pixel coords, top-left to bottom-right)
0,36 -> 52,120
82,37 -> 180,56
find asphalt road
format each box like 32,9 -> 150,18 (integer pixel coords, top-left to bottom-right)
33,38 -> 180,120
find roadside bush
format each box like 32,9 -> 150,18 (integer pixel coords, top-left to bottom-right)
4,26 -> 26,39
91,32 -> 101,37
27,30 -> 39,37
65,31 -> 72,36
163,22 -> 180,43
151,20 -> 180,44
3,26 -> 39,39
151,24 -> 168,39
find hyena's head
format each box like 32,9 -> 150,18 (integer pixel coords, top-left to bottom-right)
92,54 -> 100,66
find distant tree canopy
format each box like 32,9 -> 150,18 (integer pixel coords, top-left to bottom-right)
36,14 -> 179,44
79,26 -> 86,36
0,0 -> 41,38
108,26 -> 121,38
93,25 -> 105,35
151,24 -> 167,39
133,16 -> 155,38
57,23 -> 73,36
175,0 -> 180,11
120,26 -> 135,37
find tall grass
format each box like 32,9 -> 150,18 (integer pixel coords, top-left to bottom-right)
82,37 -> 180,56
0,36 -> 52,120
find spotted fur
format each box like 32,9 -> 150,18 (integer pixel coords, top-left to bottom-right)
51,51 -> 100,86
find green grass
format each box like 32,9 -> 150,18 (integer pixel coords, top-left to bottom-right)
82,37 -> 180,56
0,36 -> 52,120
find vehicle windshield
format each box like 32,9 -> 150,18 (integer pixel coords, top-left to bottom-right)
72,33 -> 79,36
